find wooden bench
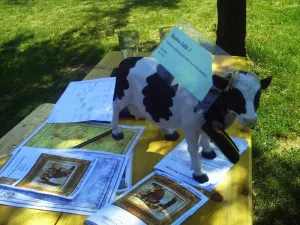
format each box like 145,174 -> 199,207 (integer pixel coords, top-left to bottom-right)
0,51 -> 252,225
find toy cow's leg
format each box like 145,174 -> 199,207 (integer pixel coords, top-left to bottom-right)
111,99 -> 126,140
184,129 -> 209,183
199,133 -> 217,159
160,128 -> 179,141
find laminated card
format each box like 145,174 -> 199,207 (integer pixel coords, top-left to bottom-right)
0,148 -> 128,215
85,171 -> 208,225
0,147 -> 97,199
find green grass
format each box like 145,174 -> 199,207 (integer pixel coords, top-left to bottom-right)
0,0 -> 300,224
247,1 -> 300,224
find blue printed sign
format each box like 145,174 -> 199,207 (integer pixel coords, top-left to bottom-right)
152,26 -> 212,101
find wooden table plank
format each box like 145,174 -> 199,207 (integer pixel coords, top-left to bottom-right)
0,103 -> 54,169
0,206 -> 61,225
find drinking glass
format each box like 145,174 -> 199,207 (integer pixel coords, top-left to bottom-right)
118,30 -> 139,59
159,26 -> 173,42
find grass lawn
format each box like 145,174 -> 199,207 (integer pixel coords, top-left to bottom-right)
0,0 -> 299,224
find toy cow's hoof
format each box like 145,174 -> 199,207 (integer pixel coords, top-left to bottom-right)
112,132 -> 124,140
165,131 -> 179,141
193,173 -> 209,183
201,150 -> 217,159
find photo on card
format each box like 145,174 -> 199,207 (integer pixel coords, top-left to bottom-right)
113,174 -> 200,225
16,153 -> 91,196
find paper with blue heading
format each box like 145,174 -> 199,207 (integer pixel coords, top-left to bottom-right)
152,26 -> 213,101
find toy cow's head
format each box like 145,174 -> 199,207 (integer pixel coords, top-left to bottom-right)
213,71 -> 272,128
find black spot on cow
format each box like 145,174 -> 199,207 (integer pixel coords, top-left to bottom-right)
254,89 -> 261,111
112,57 -> 143,101
204,88 -> 246,127
225,88 -> 246,114
142,74 -> 178,123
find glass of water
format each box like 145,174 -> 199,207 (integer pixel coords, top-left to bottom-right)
118,30 -> 139,59
159,26 -> 173,43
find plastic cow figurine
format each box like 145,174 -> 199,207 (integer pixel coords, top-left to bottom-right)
111,57 -> 272,183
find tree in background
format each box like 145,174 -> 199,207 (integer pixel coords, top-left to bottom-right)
216,0 -> 247,56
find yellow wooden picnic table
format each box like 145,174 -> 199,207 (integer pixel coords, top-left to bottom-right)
0,51 -> 252,225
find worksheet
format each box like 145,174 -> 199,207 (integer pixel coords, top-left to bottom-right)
0,147 -> 97,199
47,77 -> 115,123
154,136 -> 248,192
85,171 -> 208,225
0,148 -> 128,215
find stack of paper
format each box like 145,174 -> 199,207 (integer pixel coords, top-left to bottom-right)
0,147 -> 128,215
0,147 -> 98,199
11,121 -> 144,193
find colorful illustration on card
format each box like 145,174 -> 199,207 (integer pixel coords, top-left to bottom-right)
113,174 -> 200,225
16,154 -> 90,196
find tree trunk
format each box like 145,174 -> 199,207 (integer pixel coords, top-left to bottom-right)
216,0 -> 247,56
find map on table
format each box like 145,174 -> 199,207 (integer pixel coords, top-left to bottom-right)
24,122 -> 140,155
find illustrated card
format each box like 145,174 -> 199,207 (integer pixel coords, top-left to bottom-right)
0,149 -> 128,215
85,171 -> 208,225
0,147 -> 97,199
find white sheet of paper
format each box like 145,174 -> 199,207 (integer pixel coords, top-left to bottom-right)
47,77 -> 115,123
0,148 -> 128,215
85,171 -> 209,225
0,147 -> 97,199
154,137 -> 248,192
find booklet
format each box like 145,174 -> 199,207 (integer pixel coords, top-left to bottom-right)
11,121 -> 144,193
0,148 -> 128,215
47,77 -> 115,123
85,171 -> 208,225
154,137 -> 248,192
0,147 -> 97,199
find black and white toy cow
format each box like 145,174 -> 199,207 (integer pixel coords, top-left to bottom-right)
111,57 -> 272,183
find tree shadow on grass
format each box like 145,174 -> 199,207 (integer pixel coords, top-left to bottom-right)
0,29 -> 106,138
82,0 -> 181,36
252,143 -> 300,225
248,40 -> 300,224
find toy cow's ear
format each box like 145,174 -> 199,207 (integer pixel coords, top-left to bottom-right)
212,74 -> 229,90
261,76 -> 272,90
